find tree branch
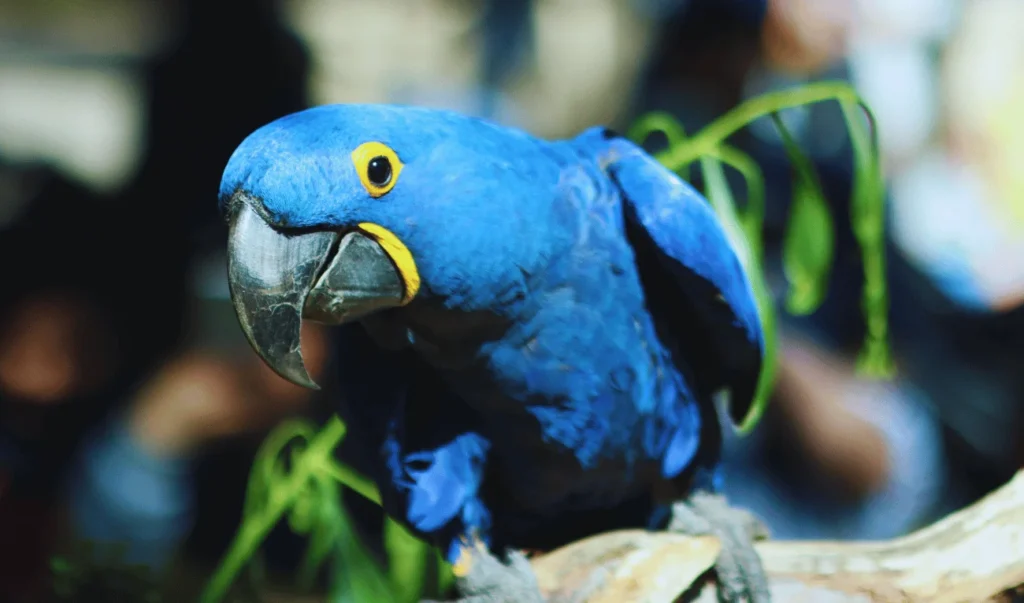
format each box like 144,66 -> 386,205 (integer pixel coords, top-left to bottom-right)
532,470 -> 1024,603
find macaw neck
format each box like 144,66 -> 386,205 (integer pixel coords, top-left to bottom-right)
387,302 -> 515,371
392,242 -> 562,370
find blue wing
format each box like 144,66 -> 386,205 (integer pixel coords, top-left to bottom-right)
603,135 -> 764,425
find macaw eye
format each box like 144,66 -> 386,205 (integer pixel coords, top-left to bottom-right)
352,141 -> 403,198
367,156 -> 392,187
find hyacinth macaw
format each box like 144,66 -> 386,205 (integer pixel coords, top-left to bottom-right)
221,104 -> 771,603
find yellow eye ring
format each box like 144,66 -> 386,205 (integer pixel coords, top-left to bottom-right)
351,141 -> 403,198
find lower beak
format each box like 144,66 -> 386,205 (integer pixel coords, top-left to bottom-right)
227,200 -> 406,389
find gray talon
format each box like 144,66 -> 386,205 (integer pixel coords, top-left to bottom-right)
669,492 -> 772,603
427,548 -> 546,603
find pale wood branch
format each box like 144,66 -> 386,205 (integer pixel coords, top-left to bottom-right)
532,470 -> 1024,603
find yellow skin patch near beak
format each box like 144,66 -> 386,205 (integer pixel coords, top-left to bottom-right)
452,534 -> 488,578
357,222 -> 420,304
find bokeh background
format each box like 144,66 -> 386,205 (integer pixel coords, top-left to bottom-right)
2,0 -> 1023,600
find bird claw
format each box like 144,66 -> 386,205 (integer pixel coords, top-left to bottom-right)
668,491 -> 772,603
424,547 -> 546,603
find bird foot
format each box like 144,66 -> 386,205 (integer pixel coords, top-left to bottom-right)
668,491 -> 772,603
424,545 -> 546,603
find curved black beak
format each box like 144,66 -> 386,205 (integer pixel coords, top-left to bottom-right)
226,196 -> 405,389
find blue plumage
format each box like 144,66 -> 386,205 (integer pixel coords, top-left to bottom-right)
220,104 -> 764,563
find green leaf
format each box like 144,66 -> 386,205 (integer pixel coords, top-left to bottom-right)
627,111 -> 690,149
385,517 -> 431,603
782,176 -> 835,314
296,527 -> 336,592
628,111 -> 694,179
286,487 -> 316,535
699,156 -> 778,435
295,476 -> 341,591
712,144 -> 766,257
436,547 -> 456,596
328,483 -> 396,603
772,112 -> 835,315
838,100 -> 895,378
200,418 -> 348,603
322,457 -> 382,506
698,156 -> 752,267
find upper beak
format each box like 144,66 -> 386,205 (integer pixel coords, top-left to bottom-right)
226,196 -> 407,389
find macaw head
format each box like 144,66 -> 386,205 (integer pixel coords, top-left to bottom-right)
221,104 -> 561,388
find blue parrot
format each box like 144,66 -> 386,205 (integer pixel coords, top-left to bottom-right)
221,104 -> 771,603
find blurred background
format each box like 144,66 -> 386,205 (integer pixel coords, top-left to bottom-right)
1,0 -> 1023,600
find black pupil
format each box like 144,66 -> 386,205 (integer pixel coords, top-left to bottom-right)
367,156 -> 392,187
